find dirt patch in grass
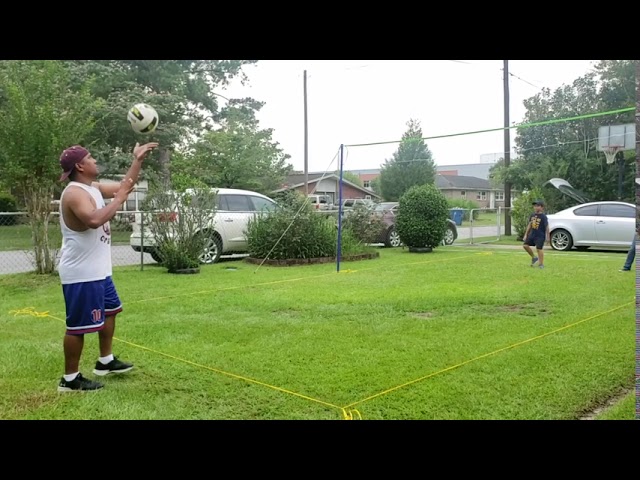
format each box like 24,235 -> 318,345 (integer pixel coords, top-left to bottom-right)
2,391 -> 59,418
409,312 -> 436,319
273,309 -> 301,318
494,303 -> 551,317
578,386 -> 633,420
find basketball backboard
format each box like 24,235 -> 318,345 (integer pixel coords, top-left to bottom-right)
597,124 -> 635,151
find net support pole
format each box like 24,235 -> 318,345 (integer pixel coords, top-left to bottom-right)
336,144 -> 345,273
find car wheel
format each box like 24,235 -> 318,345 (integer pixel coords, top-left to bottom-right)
443,227 -> 455,245
385,227 -> 402,248
550,229 -> 573,251
150,250 -> 164,264
199,233 -> 222,264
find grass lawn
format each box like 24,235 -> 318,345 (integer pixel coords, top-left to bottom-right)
0,223 -> 131,251
594,390 -> 635,420
0,247 -> 634,420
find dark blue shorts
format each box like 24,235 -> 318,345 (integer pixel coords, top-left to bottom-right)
62,276 -> 122,336
524,236 -> 545,250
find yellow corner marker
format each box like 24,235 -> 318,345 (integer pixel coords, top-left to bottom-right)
10,307 -> 49,318
341,409 -> 363,420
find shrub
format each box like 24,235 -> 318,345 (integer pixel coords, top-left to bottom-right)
447,198 -> 480,221
247,192 -> 336,260
396,184 -> 449,250
0,192 -> 18,226
145,187 -> 218,273
341,203 -> 384,244
511,188 -> 545,240
247,192 -> 373,260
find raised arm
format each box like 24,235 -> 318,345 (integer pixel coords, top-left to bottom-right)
94,142 -> 158,198
66,180 -> 135,229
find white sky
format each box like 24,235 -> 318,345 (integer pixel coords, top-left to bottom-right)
221,60 -> 598,173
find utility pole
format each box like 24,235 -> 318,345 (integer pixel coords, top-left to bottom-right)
303,70 -> 309,195
503,60 -> 512,236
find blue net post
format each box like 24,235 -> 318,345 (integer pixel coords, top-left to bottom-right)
336,144 -> 345,273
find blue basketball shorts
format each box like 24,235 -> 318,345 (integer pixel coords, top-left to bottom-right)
62,276 -> 123,336
524,236 -> 545,250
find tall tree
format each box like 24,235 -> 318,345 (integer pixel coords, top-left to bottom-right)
183,99 -> 292,195
0,61 -> 101,273
336,171 -> 363,187
379,119 -> 436,201
490,60 -> 635,211
63,60 -> 257,184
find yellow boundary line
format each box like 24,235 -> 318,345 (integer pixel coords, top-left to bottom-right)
341,301 -> 634,410
9,300 -> 632,420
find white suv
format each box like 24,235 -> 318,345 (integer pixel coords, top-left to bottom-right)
130,188 -> 277,264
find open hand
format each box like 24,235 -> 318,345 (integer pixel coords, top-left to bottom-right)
133,142 -> 159,162
115,178 -> 135,202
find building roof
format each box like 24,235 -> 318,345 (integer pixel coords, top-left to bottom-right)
435,174 -> 495,190
275,173 -> 381,198
341,163 -> 496,181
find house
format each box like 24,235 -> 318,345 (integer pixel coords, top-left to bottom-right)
274,173 -> 381,204
435,174 -> 513,208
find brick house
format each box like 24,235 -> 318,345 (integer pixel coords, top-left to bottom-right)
435,174 -> 511,208
273,173 -> 381,204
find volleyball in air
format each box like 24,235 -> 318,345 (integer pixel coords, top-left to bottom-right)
127,103 -> 159,134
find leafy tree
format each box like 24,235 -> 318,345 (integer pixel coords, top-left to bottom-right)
379,119 -> 436,201
336,171 -> 362,187
0,60 -> 101,273
181,99 -> 292,195
490,60 -> 635,211
63,60 -> 257,184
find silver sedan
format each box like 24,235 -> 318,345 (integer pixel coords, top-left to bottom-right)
547,201 -> 636,251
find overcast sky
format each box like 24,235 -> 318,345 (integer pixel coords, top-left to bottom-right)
221,60 -> 597,173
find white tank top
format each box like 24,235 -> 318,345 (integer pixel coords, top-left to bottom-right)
58,182 -> 113,285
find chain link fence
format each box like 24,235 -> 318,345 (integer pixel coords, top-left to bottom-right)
447,207 -> 515,245
0,211 -> 158,275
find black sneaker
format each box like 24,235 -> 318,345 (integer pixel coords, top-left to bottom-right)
93,356 -> 134,376
58,373 -> 104,392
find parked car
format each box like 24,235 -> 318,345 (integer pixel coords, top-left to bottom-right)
372,202 -> 458,247
543,178 -> 636,251
130,188 -> 278,264
547,201 -> 635,251
341,198 -> 375,211
307,194 -> 333,211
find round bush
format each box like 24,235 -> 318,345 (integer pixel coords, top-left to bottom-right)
396,184 -> 449,249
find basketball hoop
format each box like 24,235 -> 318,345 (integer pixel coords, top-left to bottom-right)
603,146 -> 622,165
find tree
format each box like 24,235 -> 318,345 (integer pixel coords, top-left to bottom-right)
184,99 -> 292,195
0,61 -> 101,273
492,60 -> 635,212
369,176 -> 382,195
335,171 -> 362,187
62,60 -> 257,185
379,119 -> 436,201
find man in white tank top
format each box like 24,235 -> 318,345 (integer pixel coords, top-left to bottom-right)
57,142 -> 158,392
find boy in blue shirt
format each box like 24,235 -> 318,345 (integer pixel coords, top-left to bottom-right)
523,200 -> 550,269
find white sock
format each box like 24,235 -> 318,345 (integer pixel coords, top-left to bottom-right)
64,372 -> 79,382
99,354 -> 114,365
